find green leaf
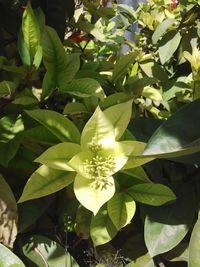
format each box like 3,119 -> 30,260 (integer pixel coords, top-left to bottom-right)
74,174 -> 115,215
22,1 -> 41,67
0,243 -> 25,267
22,235 -> 78,267
111,52 -> 138,83
0,175 -> 18,247
90,207 -> 118,246
25,109 -> 80,143
59,78 -> 105,100
142,87 -> 162,101
126,253 -> 154,267
139,60 -> 168,82
107,192 -> 136,229
188,215 -> 200,267
104,100 -> 133,140
75,21 -> 106,42
143,99 -> 200,158
144,185 -> 196,257
127,183 -> 176,206
18,165 -> 75,203
152,18 -> 176,44
35,142 -> 81,171
0,81 -> 16,97
18,197 -> 53,233
0,115 -> 24,166
41,27 -> 80,97
159,30 -> 182,64
122,141 -> 153,169
75,206 -> 92,239
81,106 -> 115,150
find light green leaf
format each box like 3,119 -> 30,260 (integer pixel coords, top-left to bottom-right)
126,253 -> 154,267
159,31 -> 182,64
22,1 -> 41,67
81,107 -> 115,150
0,175 -> 18,248
90,207 -> 118,246
152,18 -> 176,44
0,81 -> 16,97
0,243 -> 25,267
59,78 -> 105,100
35,142 -> 81,171
107,192 -> 136,229
18,165 -> 75,203
22,235 -> 78,267
104,100 -> 133,140
188,215 -> 200,267
25,109 -> 80,143
111,52 -> 138,83
145,186 -> 196,257
74,174 -> 115,215
127,183 -> 176,206
142,86 -> 162,101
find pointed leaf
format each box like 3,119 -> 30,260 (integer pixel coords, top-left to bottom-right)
59,78 -> 105,100
152,18 -> 176,44
127,183 -> 176,206
107,192 -> 136,229
74,174 -> 115,215
18,166 -> 75,203
35,142 -> 81,171
104,100 -> 133,140
81,107 -> 115,149
0,243 -> 25,267
90,207 -> 118,246
0,81 -> 16,97
25,109 -> 80,143
159,31 -> 182,64
111,52 -> 138,83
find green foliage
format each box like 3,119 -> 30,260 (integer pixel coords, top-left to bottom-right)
0,0 -> 200,266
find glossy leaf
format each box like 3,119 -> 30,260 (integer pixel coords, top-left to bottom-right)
104,100 -> 133,140
22,2 -> 42,67
25,109 -> 80,143
0,243 -> 25,267
188,215 -> 200,267
126,253 -> 154,267
127,183 -> 176,206
81,106 -> 115,150
144,186 -> 196,257
107,192 -> 136,229
111,52 -> 138,83
152,18 -> 176,44
142,86 -> 162,101
0,81 -> 16,97
59,78 -> 105,100
18,165 -> 75,203
0,175 -> 18,247
143,99 -> 200,158
74,174 -> 115,215
35,142 -> 81,171
22,235 -> 78,267
159,31 -> 182,64
90,207 -> 118,246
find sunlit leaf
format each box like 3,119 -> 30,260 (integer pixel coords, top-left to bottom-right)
0,243 -> 25,266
